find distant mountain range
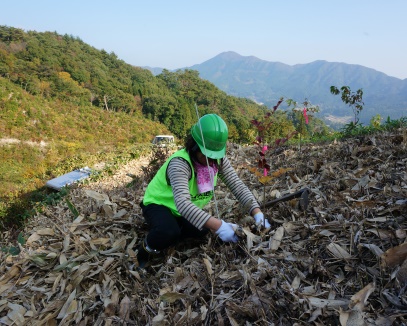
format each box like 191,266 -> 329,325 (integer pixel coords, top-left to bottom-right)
145,51 -> 407,125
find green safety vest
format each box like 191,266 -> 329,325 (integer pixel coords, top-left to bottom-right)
142,149 -> 217,216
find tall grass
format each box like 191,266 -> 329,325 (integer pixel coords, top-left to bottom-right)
0,78 -> 170,230
0,142 -> 152,230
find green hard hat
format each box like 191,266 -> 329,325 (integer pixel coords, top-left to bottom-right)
191,114 -> 228,159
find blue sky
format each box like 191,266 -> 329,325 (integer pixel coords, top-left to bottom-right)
2,0 -> 406,79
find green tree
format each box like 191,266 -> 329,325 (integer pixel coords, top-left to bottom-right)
0,49 -> 14,77
330,86 -> 364,124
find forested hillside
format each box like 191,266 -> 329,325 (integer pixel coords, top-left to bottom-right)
1,26 -> 331,224
0,26 -> 271,142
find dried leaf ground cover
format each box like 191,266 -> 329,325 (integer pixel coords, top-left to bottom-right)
1,129 -> 407,325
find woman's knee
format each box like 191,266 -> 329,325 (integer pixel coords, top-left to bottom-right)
147,226 -> 181,250
158,227 -> 181,242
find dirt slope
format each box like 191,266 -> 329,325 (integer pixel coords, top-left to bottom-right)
1,129 -> 406,325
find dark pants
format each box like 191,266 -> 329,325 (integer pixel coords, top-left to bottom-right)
140,203 -> 209,251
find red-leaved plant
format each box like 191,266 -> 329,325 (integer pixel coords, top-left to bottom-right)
249,97 -> 296,210
286,98 -> 319,152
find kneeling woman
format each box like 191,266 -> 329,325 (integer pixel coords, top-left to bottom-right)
137,114 -> 270,267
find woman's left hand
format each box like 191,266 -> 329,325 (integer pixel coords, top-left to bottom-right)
253,212 -> 271,228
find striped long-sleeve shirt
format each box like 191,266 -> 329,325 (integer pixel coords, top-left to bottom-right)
167,156 -> 260,230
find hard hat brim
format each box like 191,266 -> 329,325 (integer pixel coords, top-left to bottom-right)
197,143 -> 226,159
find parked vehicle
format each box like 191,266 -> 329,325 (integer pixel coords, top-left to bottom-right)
152,135 -> 175,148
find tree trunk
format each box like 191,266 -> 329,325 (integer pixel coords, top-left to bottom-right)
103,95 -> 109,111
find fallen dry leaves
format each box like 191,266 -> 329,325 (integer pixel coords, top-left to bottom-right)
1,128 -> 406,325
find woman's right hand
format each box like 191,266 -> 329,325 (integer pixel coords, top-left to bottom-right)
215,220 -> 239,243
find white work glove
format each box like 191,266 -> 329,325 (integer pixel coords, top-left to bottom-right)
215,220 -> 239,243
254,212 -> 271,228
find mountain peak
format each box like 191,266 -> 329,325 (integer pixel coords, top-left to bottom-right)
215,51 -> 261,62
216,51 -> 242,59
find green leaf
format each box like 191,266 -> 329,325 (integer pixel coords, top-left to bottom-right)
8,246 -> 21,255
1,246 -> 21,255
66,198 -> 79,218
28,253 -> 47,266
17,232 -> 26,245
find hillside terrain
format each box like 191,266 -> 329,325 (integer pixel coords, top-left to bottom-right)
1,25 -> 406,324
0,76 -> 169,213
1,26 -> 292,222
0,128 -> 406,325
0,26 -> 270,143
